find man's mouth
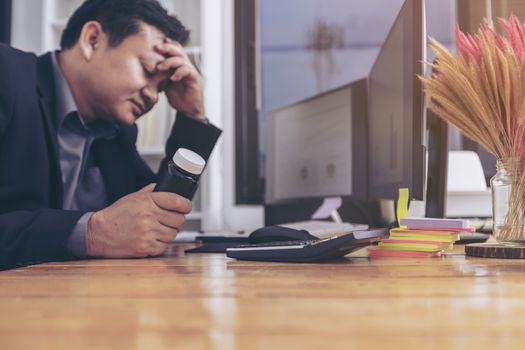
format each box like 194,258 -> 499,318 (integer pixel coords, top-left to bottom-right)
131,100 -> 146,117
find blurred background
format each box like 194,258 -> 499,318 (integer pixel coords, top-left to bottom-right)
0,0 -> 524,232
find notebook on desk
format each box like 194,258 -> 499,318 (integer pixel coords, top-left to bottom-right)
278,220 -> 369,239
174,230 -> 250,243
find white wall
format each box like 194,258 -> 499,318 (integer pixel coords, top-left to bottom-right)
10,0 -> 45,53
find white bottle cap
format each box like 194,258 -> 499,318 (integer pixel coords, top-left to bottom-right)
172,148 -> 206,175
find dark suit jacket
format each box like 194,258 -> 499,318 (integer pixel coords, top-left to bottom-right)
0,44 -> 221,270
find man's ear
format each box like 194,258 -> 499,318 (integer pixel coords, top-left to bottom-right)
78,21 -> 105,61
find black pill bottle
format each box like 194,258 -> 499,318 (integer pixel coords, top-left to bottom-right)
154,148 -> 205,200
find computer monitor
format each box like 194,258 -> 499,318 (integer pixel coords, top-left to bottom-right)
265,79 -> 373,225
367,0 -> 427,201
425,107 -> 448,218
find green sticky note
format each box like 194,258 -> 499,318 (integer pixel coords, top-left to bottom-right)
397,188 -> 409,227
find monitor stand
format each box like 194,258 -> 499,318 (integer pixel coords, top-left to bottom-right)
330,209 -> 343,224
379,199 -> 396,226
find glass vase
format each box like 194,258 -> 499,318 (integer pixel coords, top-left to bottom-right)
490,158 -> 525,246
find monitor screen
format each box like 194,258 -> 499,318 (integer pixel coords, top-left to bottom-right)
266,87 -> 352,202
367,0 -> 426,200
266,79 -> 368,204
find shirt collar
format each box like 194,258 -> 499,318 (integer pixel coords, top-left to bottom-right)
51,51 -> 78,127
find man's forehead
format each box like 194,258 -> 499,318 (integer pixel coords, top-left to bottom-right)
136,23 -> 167,43
129,27 -> 167,60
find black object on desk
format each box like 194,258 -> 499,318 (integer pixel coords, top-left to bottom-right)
184,236 -> 249,253
249,226 -> 317,243
456,231 -> 490,244
185,241 -> 248,253
226,228 -> 389,262
185,226 -> 317,254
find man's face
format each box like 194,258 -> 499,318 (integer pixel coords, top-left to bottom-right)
79,23 -> 171,126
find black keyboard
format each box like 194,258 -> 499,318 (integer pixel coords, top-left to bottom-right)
226,228 -> 389,262
233,239 -> 322,248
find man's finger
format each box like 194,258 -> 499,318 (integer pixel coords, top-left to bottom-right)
155,42 -> 187,59
138,183 -> 156,193
148,240 -> 170,257
154,223 -> 179,243
156,207 -> 186,230
150,192 -> 192,213
164,37 -> 184,50
171,66 -> 193,82
157,56 -> 186,71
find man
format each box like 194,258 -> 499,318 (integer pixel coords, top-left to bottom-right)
0,0 -> 221,270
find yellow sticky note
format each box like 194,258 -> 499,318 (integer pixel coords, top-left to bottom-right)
397,188 -> 409,227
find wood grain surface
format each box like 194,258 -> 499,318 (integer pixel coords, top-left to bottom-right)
1,243 -> 525,350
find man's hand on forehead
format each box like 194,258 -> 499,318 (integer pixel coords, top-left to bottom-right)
154,39 -> 191,72
152,37 -> 205,118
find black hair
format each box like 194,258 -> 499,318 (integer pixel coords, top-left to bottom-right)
60,0 -> 190,49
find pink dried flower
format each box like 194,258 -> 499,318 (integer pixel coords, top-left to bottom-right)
455,25 -> 482,63
479,19 -> 505,51
455,17 -> 525,64
423,15 -> 525,161
499,15 -> 525,62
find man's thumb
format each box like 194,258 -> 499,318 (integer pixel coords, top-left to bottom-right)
138,183 -> 156,193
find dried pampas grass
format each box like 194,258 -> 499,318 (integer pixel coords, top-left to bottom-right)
421,15 -> 525,244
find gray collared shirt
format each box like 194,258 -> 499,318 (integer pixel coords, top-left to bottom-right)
51,52 -> 118,258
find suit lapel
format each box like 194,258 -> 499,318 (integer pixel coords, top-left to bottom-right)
36,52 -> 63,207
92,136 -> 139,204
92,125 -> 156,204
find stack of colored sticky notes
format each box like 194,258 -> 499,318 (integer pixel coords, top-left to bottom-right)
370,217 -> 472,258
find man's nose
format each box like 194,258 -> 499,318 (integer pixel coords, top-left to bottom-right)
141,83 -> 158,106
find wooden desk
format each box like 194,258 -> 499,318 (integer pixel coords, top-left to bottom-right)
1,244 -> 525,350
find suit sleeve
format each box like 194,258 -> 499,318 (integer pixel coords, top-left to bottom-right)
157,112 -> 222,178
0,45 -> 13,137
0,209 -> 86,270
0,47 -> 87,270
